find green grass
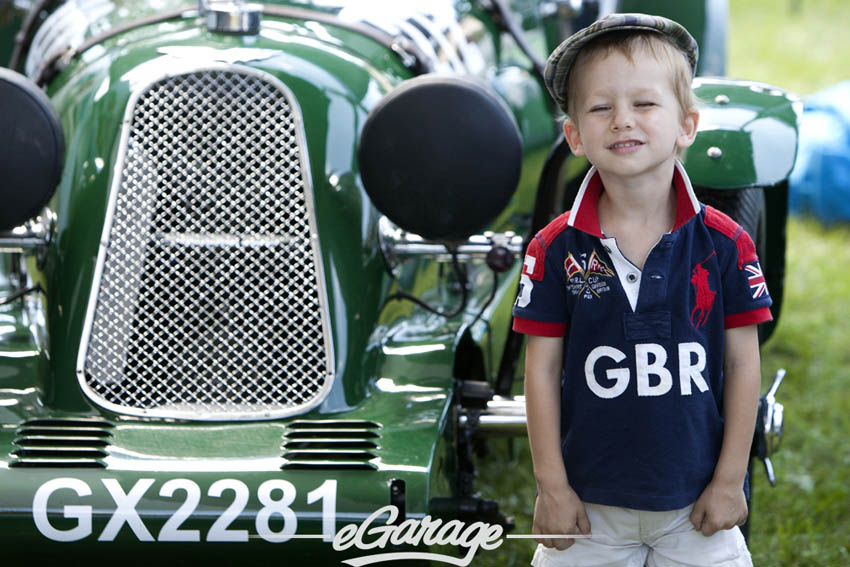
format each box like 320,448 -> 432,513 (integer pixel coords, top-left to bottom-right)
473,2 -> 850,564
752,218 -> 850,565
728,0 -> 850,96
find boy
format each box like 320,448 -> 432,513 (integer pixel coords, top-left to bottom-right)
512,13 -> 772,567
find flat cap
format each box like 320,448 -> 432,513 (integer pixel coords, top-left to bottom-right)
544,12 -> 698,114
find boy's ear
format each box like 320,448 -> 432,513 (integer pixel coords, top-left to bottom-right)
676,109 -> 700,149
563,119 -> 585,156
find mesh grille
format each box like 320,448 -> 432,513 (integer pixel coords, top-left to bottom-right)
81,69 -> 332,419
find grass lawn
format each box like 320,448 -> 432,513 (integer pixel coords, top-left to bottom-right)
728,0 -> 850,96
474,1 -> 850,565
753,218 -> 850,565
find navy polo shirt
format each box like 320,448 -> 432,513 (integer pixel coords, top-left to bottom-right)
513,162 -> 772,511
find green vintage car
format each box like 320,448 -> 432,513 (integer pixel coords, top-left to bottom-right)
0,0 -> 795,563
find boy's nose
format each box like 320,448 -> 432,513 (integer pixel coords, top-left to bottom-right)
611,109 -> 634,131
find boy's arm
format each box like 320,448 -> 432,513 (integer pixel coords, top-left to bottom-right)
690,324 -> 761,536
525,334 -> 590,550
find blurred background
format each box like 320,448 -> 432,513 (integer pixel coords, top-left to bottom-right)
479,0 -> 850,565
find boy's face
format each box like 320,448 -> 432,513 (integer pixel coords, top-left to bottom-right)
563,46 -> 698,182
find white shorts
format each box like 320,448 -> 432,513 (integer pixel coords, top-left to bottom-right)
530,502 -> 752,567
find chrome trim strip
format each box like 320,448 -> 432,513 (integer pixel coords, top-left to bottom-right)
0,210 -> 55,254
378,216 -> 523,268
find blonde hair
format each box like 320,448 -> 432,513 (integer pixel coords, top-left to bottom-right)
566,30 -> 697,121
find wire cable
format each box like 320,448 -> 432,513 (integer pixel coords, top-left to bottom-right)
468,271 -> 499,331
384,248 -> 470,318
0,283 -> 43,306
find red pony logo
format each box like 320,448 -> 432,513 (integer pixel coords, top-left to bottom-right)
690,252 -> 717,329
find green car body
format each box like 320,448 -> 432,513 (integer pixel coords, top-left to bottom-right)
0,0 -> 798,563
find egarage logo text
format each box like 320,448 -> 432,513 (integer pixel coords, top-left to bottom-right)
332,504 -> 503,566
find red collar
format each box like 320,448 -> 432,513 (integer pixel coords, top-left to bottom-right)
566,161 -> 701,238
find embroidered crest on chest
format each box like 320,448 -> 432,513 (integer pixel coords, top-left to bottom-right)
565,250 -> 614,299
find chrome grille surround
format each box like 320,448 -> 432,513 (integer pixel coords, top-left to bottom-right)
77,65 -> 334,420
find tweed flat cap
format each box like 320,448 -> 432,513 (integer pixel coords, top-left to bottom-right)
544,13 -> 698,114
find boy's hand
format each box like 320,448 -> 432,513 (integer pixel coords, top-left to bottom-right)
533,485 -> 591,550
690,324 -> 758,537
690,479 -> 748,537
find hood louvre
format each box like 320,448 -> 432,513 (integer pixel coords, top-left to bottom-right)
10,418 -> 114,468
281,420 -> 381,471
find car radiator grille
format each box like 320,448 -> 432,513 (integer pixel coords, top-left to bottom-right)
79,68 -> 333,420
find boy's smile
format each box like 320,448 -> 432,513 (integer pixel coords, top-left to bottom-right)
607,139 -> 645,154
563,46 -> 698,186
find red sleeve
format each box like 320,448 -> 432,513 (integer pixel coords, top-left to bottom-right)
724,307 -> 773,329
513,317 -> 567,337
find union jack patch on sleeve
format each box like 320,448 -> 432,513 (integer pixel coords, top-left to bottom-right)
745,261 -> 768,299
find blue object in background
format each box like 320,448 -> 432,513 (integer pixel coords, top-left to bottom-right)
789,81 -> 850,223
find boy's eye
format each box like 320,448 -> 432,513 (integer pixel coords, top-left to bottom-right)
589,105 -> 610,112
635,101 -> 656,108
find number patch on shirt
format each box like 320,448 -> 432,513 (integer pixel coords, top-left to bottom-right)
515,255 -> 537,308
